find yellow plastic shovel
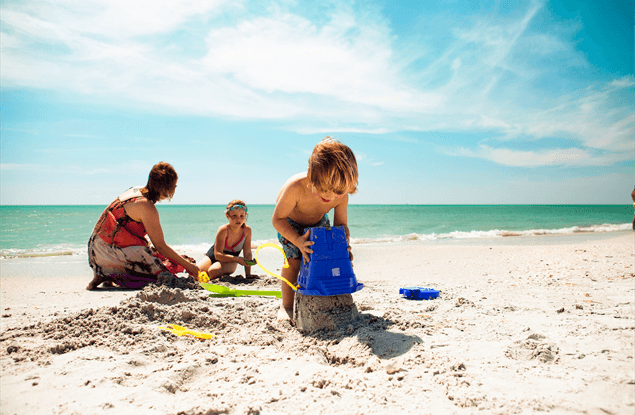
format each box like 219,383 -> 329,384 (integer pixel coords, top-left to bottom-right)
159,324 -> 215,339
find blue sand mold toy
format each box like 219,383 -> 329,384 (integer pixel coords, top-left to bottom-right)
297,226 -> 363,296
399,287 -> 439,300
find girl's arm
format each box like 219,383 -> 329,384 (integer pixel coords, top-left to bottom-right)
130,200 -> 200,276
213,225 -> 246,266
243,227 -> 253,277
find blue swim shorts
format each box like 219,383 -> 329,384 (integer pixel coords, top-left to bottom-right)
277,215 -> 330,260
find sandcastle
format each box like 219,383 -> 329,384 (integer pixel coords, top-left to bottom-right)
292,226 -> 363,332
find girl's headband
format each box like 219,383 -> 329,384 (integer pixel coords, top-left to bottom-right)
226,204 -> 248,214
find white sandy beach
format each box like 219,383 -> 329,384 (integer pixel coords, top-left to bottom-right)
1,232 -> 633,415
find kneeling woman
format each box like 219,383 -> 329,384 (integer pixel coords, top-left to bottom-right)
87,162 -> 200,289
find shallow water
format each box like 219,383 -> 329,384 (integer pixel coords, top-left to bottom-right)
1,204 -> 631,256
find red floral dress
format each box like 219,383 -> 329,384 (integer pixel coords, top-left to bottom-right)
87,187 -> 183,288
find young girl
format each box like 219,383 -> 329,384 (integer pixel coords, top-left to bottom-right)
198,200 -> 254,279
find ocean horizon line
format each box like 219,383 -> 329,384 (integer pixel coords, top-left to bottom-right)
2,226 -> 631,260
1,203 -> 631,208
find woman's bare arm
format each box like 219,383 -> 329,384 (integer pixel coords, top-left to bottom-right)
128,200 -> 200,276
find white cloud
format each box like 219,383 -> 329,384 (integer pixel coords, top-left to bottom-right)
4,0 -> 236,39
1,127 -> 40,135
447,144 -> 631,167
481,82 -> 635,153
2,1 -> 442,121
0,31 -> 24,49
60,133 -> 97,138
295,126 -> 393,135
610,77 -> 635,89
202,12 -> 441,113
354,152 -> 385,167
0,163 -> 26,171
455,1 -> 541,72
0,161 -> 148,175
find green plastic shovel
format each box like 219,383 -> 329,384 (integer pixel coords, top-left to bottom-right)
200,283 -> 282,298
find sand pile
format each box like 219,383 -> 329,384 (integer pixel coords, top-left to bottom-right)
2,273 -> 472,413
1,279 -> 414,367
0,278 -> 568,414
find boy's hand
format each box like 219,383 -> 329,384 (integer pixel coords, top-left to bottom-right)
347,245 -> 354,262
296,230 -> 314,263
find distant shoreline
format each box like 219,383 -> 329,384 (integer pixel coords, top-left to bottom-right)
1,230 -> 631,261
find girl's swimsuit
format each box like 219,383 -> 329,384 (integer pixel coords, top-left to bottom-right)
206,227 -> 246,263
87,187 -> 182,288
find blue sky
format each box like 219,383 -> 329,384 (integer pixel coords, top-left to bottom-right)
1,0 -> 633,205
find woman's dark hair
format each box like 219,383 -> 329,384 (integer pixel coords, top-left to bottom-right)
141,162 -> 178,203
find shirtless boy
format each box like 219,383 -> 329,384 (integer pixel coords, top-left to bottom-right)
272,137 -> 358,321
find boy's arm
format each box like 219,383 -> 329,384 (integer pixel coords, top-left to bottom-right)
272,184 -> 314,262
333,195 -> 353,261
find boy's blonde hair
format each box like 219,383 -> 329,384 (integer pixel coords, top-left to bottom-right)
308,137 -> 358,195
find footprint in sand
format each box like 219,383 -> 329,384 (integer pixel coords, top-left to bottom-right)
505,333 -> 560,363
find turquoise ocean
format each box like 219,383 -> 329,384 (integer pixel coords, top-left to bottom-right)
0,205 -> 631,258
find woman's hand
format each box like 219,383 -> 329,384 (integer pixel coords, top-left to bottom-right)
184,261 -> 201,277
